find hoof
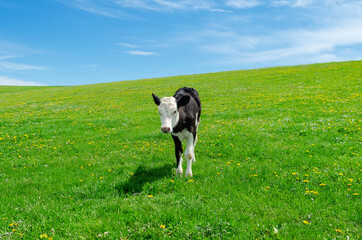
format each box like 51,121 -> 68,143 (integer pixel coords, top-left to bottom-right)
176,168 -> 183,176
185,171 -> 193,177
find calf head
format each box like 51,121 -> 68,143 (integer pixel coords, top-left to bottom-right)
152,93 -> 190,133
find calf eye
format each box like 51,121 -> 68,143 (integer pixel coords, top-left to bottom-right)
173,111 -> 177,114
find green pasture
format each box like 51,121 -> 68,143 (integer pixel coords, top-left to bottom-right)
0,61 -> 361,239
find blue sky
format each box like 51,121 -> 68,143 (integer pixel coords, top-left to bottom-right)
0,0 -> 361,86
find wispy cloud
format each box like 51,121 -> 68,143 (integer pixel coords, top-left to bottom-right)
226,0 -> 262,9
198,17 -> 362,65
0,62 -> 48,70
56,0 -> 137,19
116,42 -> 139,48
271,0 -> 314,7
0,76 -> 46,86
0,40 -> 48,72
58,0 -> 226,16
124,50 -> 156,55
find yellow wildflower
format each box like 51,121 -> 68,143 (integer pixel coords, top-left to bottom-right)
303,221 -> 309,225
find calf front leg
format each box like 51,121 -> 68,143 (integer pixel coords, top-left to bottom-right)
172,135 -> 183,176
185,134 -> 195,177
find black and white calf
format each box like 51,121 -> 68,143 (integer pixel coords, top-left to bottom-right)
152,87 -> 201,177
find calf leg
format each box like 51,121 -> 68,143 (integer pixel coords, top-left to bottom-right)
172,135 -> 183,176
192,134 -> 197,163
185,133 -> 195,177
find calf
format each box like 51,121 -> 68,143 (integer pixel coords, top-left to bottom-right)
152,87 -> 201,177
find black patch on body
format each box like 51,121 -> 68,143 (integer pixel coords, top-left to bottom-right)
172,87 -> 201,137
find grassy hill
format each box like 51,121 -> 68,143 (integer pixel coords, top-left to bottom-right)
0,61 -> 360,239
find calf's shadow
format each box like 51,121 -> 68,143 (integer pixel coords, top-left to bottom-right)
116,163 -> 173,196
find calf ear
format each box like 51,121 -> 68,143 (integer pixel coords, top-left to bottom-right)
152,93 -> 161,106
177,95 -> 190,108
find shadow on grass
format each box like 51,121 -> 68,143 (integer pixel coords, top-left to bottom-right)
116,163 -> 173,196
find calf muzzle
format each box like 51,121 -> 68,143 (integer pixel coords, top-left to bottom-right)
161,126 -> 171,133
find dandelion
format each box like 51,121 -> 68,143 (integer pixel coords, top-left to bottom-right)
99,177 -> 103,180
303,221 -> 309,225
303,180 -> 309,183
80,180 -> 83,182
160,224 -> 166,229
292,172 -> 297,175
348,179 -> 353,182
339,173 -> 343,176
320,183 -> 326,186
217,173 -> 220,175
148,195 -> 153,198
188,179 -> 194,183
353,193 -> 359,196
170,180 -> 174,183
335,229 -> 343,233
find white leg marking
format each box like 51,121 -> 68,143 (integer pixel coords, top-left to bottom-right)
185,133 -> 194,177
176,152 -> 183,176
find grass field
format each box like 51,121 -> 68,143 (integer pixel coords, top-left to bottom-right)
0,61 -> 361,239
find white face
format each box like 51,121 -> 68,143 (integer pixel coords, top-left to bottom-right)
158,97 -> 179,133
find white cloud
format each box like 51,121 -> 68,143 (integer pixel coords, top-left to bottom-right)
0,76 -> 46,86
0,55 -> 17,61
124,50 -> 156,55
271,0 -> 314,7
196,14 -> 362,66
116,42 -> 139,48
0,62 -> 47,70
57,0 -> 136,19
59,0 -> 227,15
226,0 -> 262,8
